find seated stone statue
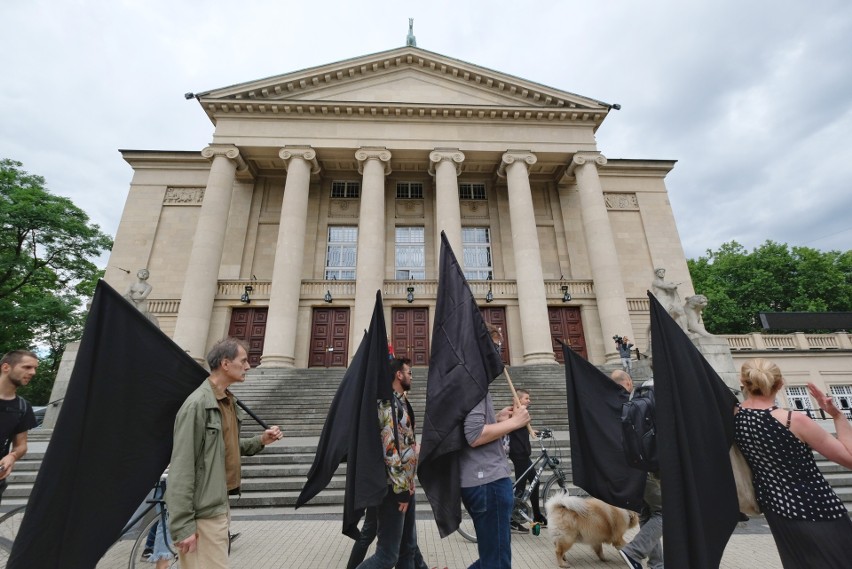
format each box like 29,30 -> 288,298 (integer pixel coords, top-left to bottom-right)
124,268 -> 159,327
684,294 -> 714,337
651,267 -> 688,331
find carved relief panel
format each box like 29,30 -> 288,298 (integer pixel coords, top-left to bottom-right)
604,193 -> 639,210
163,187 -> 204,205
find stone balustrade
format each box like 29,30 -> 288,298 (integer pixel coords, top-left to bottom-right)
725,332 -> 852,351
147,282 -> 852,356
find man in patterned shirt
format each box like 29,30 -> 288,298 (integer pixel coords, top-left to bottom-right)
356,357 -> 427,569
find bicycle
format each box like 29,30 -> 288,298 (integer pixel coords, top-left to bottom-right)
117,476 -> 238,569
123,476 -> 179,569
456,427 -> 571,543
0,476 -> 177,568
0,505 -> 26,564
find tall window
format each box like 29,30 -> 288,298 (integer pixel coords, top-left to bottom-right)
459,182 -> 487,200
331,181 -> 360,198
325,226 -> 358,280
395,227 -> 425,280
396,181 -> 424,199
462,227 -> 492,280
785,386 -> 814,413
829,385 -> 852,418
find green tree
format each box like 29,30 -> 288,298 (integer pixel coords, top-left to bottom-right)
687,240 -> 852,334
1,159 -> 112,403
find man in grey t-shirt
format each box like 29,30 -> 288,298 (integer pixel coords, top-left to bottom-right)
458,393 -> 530,569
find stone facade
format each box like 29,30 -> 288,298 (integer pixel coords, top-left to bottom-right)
107,46 -> 694,368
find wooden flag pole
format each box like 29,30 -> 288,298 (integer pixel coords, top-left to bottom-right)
503,366 -> 537,438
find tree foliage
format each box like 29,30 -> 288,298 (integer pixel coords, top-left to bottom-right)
687,241 -> 852,334
1,159 -> 112,403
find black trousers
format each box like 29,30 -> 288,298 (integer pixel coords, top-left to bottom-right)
510,456 -> 543,521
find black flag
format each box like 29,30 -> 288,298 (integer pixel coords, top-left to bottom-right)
562,342 -> 645,511
8,280 -> 207,569
649,291 -> 739,569
295,291 -> 392,539
417,232 -> 505,537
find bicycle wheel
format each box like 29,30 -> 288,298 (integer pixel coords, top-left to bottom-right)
0,505 -> 26,563
541,471 -> 570,507
456,505 -> 477,543
128,515 -> 180,569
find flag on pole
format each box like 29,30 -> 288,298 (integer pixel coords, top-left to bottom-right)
649,291 -> 739,569
295,290 -> 392,539
8,280 -> 207,569
417,232 -> 505,537
562,342 -> 645,511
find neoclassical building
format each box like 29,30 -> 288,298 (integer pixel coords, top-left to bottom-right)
106,45 -> 695,369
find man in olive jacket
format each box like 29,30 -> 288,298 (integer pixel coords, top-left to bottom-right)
166,338 -> 282,569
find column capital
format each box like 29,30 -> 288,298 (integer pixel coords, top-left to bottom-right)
355,147 -> 392,175
497,150 -> 537,178
566,152 -> 607,176
201,145 -> 248,172
428,148 -> 465,176
279,146 -> 321,174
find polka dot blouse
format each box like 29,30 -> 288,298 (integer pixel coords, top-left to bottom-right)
734,405 -> 847,521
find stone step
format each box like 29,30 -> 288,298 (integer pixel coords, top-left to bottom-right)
11,363 -> 852,514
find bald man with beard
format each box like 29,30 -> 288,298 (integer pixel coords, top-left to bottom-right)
610,370 -> 663,569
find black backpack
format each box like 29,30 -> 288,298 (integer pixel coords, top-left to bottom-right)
621,385 -> 658,472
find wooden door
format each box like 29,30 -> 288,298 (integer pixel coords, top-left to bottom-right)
391,308 -> 430,366
228,307 -> 268,367
309,308 -> 350,367
480,306 -> 510,365
548,306 -> 588,361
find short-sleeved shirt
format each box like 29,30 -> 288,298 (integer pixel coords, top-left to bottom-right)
0,396 -> 36,456
508,425 -> 531,461
458,393 -> 512,488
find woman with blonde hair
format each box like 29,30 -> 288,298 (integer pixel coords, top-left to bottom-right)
733,358 -> 852,567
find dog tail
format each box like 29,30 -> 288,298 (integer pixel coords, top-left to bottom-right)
545,494 -> 591,518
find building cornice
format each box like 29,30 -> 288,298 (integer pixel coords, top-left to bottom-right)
198,100 -> 607,128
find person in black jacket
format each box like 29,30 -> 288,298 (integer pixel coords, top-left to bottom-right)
0,350 -> 38,505
611,370 -> 663,569
507,388 -> 545,530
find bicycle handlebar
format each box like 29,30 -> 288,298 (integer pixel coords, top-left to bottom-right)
537,428 -> 553,439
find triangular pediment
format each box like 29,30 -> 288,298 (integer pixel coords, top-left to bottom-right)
287,69 -> 527,106
197,47 -> 612,113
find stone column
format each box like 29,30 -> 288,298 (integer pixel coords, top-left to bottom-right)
352,147 -> 392,350
429,148 -> 464,263
173,145 -> 246,362
498,151 -> 556,364
260,147 -> 320,368
571,153 -> 633,362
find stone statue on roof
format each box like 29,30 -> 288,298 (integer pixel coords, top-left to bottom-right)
406,18 -> 417,47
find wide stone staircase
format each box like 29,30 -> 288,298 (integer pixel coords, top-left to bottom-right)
7,361 -> 852,515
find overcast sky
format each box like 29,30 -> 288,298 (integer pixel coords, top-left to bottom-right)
3,0 -> 851,261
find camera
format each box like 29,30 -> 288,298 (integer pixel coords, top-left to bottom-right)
613,335 -> 623,343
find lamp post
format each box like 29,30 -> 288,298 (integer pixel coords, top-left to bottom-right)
561,284 -> 571,303
406,286 -> 415,303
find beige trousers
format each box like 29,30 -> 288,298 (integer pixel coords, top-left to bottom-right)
178,513 -> 229,569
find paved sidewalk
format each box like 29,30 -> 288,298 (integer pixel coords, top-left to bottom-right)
103,515 -> 782,568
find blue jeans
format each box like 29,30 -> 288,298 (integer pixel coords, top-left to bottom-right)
357,490 -> 411,569
461,477 -> 513,569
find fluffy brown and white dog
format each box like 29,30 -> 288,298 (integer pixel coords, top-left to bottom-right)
545,494 -> 639,567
